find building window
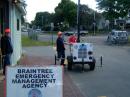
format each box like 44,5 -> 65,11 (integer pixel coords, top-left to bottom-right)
17,19 -> 19,31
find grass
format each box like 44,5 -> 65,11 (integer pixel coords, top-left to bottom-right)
22,36 -> 53,47
88,31 -> 108,35
40,31 -> 58,35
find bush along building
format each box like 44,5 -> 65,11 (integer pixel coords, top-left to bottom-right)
0,0 -> 26,68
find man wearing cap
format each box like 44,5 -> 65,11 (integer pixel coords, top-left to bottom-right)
1,28 -> 13,75
56,31 -> 65,66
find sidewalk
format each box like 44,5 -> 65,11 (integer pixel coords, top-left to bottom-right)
0,71 -> 4,97
19,55 -> 85,97
0,55 -> 85,97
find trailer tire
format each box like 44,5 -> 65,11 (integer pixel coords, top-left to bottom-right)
89,58 -> 96,71
67,56 -> 73,70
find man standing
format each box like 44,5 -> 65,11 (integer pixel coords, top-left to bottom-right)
1,28 -> 13,75
56,31 -> 65,66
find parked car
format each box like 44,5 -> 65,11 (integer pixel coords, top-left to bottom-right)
35,29 -> 41,33
64,31 -> 74,36
21,28 -> 28,32
107,30 -> 128,44
64,30 -> 88,36
80,31 -> 88,36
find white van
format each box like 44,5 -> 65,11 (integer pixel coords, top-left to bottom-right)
107,30 -> 128,44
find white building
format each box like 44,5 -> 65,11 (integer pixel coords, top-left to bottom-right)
0,0 -> 26,68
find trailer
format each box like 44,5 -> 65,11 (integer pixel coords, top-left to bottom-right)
67,43 -> 96,71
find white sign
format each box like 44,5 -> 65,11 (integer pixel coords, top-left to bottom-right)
6,66 -> 63,97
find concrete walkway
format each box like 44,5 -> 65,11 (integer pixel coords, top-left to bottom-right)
0,46 -> 85,97
19,55 -> 85,97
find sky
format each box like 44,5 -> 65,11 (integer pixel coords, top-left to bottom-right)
26,0 -> 97,23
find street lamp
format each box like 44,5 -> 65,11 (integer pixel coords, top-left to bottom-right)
77,0 -> 97,37
77,0 -> 80,42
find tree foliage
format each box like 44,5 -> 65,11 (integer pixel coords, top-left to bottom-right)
80,4 -> 101,30
96,0 -> 130,20
34,12 -> 52,28
54,0 -> 77,27
33,0 -> 102,31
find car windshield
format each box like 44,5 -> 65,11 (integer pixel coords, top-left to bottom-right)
118,32 -> 127,37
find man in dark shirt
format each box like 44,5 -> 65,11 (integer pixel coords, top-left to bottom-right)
56,31 -> 65,66
1,28 -> 13,75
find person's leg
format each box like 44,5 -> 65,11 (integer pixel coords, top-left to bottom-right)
3,56 -> 6,75
57,51 -> 62,61
61,51 -> 65,65
3,55 -> 11,75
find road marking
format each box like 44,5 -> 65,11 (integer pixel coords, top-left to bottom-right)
98,96 -> 107,97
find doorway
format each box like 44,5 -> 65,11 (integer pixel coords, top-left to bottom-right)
0,3 -> 5,70
0,0 -> 9,70
0,7 -> 4,70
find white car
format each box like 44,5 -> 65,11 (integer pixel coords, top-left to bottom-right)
107,30 -> 128,44
35,29 -> 41,33
21,28 -> 28,32
79,31 -> 88,36
64,30 -> 88,36
64,31 -> 74,36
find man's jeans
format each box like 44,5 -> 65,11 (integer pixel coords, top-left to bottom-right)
57,51 -> 65,65
3,54 -> 11,75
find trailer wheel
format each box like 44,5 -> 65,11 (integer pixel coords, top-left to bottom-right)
89,58 -> 96,71
67,56 -> 73,70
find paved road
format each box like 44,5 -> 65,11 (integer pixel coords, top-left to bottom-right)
23,46 -> 55,57
38,34 -> 57,42
68,36 -> 130,97
23,35 -> 130,97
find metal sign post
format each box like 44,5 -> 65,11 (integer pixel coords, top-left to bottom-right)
51,23 -> 54,45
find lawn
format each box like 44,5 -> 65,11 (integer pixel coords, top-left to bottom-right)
40,31 -> 58,35
22,36 -> 53,47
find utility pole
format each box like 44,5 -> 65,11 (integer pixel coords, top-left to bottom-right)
42,16 -> 43,28
93,11 -> 96,35
77,0 -> 80,42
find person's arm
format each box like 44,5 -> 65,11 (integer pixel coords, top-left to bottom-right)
61,38 -> 65,50
1,37 -> 5,55
56,38 -> 59,51
7,37 -> 13,54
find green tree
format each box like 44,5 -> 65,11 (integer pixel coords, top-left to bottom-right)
34,12 -> 52,29
54,0 -> 77,27
80,4 -> 101,30
96,0 -> 130,20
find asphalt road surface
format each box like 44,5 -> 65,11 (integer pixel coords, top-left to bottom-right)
23,34 -> 130,97
68,35 -> 130,97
